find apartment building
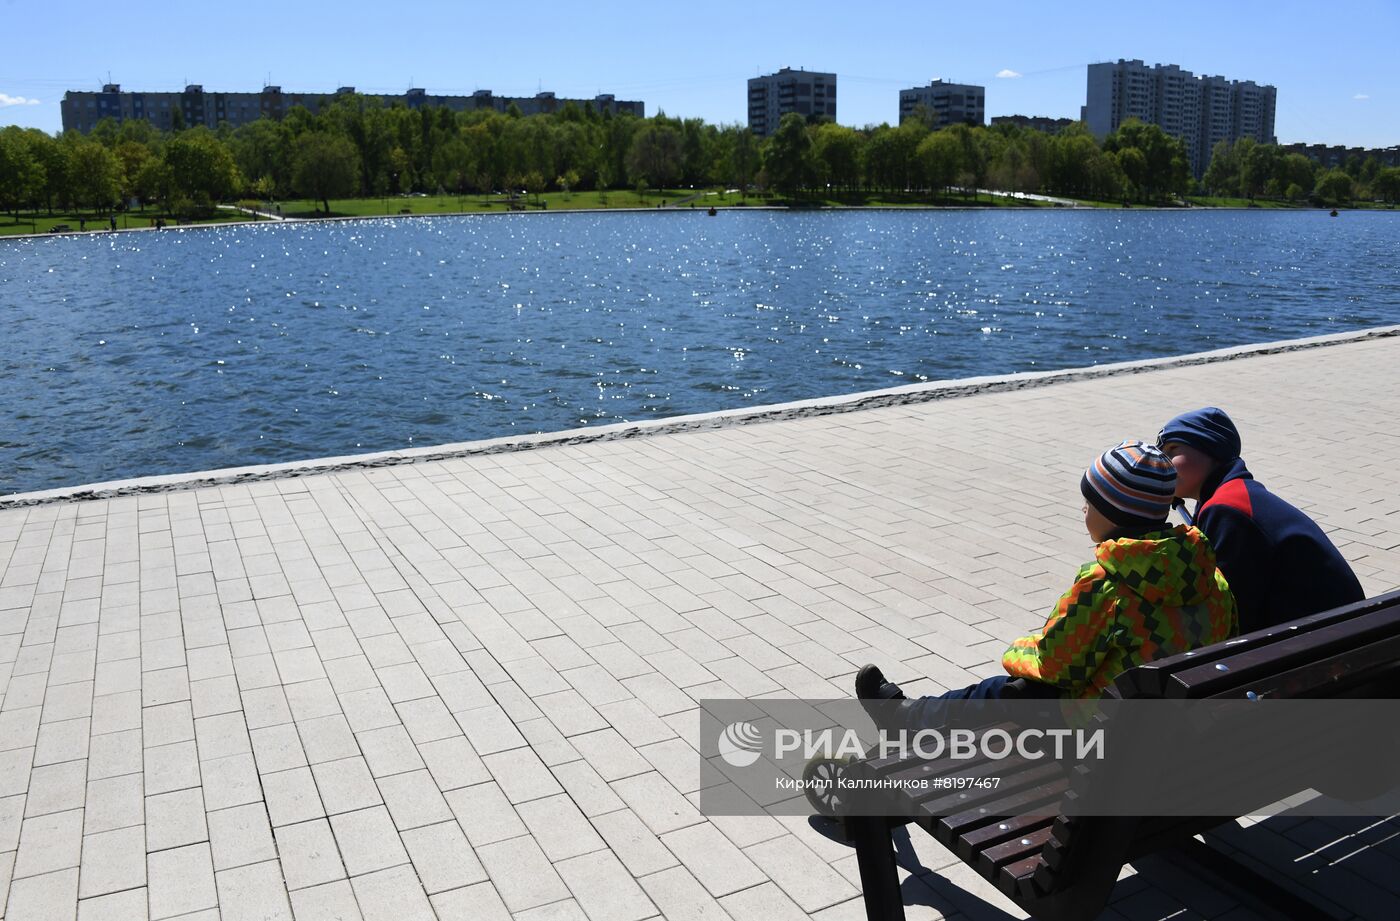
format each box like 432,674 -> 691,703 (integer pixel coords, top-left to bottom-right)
1083,59 -> 1276,177
1281,143 -> 1400,169
990,115 -> 1075,134
747,68 -> 836,138
61,84 -> 643,133
899,80 -> 985,128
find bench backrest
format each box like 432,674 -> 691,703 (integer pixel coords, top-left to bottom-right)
891,590 -> 1400,921
1026,589 -> 1400,917
1112,588 -> 1400,699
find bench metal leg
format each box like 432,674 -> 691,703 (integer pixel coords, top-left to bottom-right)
850,815 -> 906,921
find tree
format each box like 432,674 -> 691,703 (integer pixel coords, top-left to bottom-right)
989,137 -> 1034,195
946,124 -> 990,198
431,138 -> 475,194
1045,128 -> 1099,197
251,175 -> 276,201
114,141 -> 154,206
387,145 -> 413,193
1103,120 -> 1188,202
1236,138 -> 1280,199
64,139 -> 121,212
728,127 -> 760,196
625,123 -> 683,191
89,118 -> 121,148
292,132 -> 361,213
916,130 -> 962,195
1314,169 -> 1354,205
1274,153 -> 1315,200
163,128 -> 242,210
1374,167 -> 1400,204
135,158 -> 174,212
0,127 -> 46,215
1201,139 -> 1239,196
1115,147 -> 1148,199
812,123 -> 862,192
117,118 -> 159,146
1085,149 -> 1127,200
28,130 -> 68,213
680,118 -> 715,186
230,118 -> 293,199
862,125 -> 901,192
763,113 -> 816,197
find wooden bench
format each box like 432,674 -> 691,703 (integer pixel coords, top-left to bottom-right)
843,588 -> 1400,921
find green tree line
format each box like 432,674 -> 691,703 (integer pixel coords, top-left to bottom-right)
2,96 -> 1397,219
1201,136 -> 1400,204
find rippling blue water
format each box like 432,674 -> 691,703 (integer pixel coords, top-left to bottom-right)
2,209 -> 1398,494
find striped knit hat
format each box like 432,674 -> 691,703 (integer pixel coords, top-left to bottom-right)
1081,441 -> 1177,527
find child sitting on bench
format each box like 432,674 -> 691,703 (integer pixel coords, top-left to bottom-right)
858,441 -> 1238,730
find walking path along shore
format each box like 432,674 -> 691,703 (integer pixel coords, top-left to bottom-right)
2,329 -> 1399,920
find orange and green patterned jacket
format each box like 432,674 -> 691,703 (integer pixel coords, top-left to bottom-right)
1002,524 -> 1237,699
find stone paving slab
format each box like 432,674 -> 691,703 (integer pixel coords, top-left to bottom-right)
2,332 -> 1400,920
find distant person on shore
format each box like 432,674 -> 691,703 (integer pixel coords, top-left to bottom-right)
1156,407 -> 1364,633
858,441 -> 1237,728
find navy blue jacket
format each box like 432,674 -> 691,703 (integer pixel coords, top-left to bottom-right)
1193,458 -> 1364,634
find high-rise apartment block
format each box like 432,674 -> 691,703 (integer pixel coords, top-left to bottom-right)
1083,60 -> 1275,177
898,80 -> 985,128
61,84 -> 644,134
747,68 -> 836,138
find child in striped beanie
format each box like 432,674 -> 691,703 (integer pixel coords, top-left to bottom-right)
858,441 -> 1238,725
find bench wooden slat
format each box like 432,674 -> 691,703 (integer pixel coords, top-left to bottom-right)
907,759 -> 1063,817
976,826 -> 1055,876
1205,634 -> 1400,700
1036,814 -> 1079,876
959,814 -> 1056,864
914,759 -> 1065,815
1000,853 -> 1047,897
932,763 -> 1071,845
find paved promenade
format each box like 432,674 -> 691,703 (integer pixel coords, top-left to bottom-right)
2,332 -> 1399,921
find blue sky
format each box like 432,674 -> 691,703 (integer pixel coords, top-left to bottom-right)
2,0 -> 1395,147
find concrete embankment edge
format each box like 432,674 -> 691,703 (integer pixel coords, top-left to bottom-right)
5,324 -> 1400,508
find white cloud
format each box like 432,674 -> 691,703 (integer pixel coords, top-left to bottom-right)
0,93 -> 42,107
996,69 -> 1022,79
1353,93 -> 1370,100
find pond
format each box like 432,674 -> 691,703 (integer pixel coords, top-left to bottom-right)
2,209 -> 1398,494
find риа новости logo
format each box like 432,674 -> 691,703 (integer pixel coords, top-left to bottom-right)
718,721 -> 764,767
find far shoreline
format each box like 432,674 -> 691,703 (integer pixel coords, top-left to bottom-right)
3,201 -> 1393,242
4,323 -> 1398,508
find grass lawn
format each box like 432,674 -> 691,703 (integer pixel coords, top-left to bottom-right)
1186,195 -> 1301,209
1,209 -> 255,237
280,189 -> 709,218
1056,196 -> 1132,209
18,192 -> 1370,233
1184,196 -> 1396,210
276,187 -> 1076,218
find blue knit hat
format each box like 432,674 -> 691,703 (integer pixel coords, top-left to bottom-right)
1081,441 -> 1177,527
1156,407 -> 1242,461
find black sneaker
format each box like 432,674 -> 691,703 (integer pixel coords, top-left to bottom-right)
855,664 -> 906,701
